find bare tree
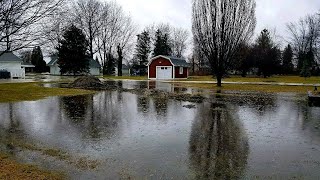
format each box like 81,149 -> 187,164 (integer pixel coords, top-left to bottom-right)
146,23 -> 189,58
115,15 -> 136,76
287,14 -> 320,65
192,0 -> 256,86
94,2 -> 121,74
0,0 -> 64,54
40,3 -> 71,55
93,1 -> 135,75
73,0 -> 103,58
172,27 -> 189,58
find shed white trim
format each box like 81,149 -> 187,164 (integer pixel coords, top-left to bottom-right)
147,55 -> 174,66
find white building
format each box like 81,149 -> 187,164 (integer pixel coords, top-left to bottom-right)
0,51 -> 29,78
48,56 -> 101,76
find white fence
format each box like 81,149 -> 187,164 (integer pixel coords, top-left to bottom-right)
10,69 -> 25,78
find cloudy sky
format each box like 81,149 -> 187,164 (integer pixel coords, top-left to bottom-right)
116,0 -> 320,40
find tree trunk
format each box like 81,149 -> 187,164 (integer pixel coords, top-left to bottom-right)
217,75 -> 222,87
117,45 -> 123,76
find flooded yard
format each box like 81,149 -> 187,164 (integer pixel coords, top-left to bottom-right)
0,81 -> 320,179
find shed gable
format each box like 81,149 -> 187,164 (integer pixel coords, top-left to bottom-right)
148,57 -> 173,79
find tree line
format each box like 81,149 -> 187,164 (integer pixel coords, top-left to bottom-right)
2,0 -> 319,79
0,0 -> 189,76
132,24 -> 189,75
192,0 -> 320,85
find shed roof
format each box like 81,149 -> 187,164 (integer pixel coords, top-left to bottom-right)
47,56 -> 58,66
0,51 -> 22,62
148,55 -> 189,67
89,59 -> 101,68
21,62 -> 35,68
167,56 -> 190,67
122,64 -> 129,69
47,56 -> 101,68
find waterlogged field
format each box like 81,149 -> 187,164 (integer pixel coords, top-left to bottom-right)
0,81 -> 319,179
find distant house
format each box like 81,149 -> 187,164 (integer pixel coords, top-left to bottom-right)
0,51 -> 33,78
47,56 -> 101,76
147,55 -> 190,80
21,62 -> 35,73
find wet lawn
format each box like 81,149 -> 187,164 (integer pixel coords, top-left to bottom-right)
0,83 -> 94,103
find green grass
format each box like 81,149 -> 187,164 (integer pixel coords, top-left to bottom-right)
0,83 -> 95,103
103,75 -> 148,80
187,75 -> 320,84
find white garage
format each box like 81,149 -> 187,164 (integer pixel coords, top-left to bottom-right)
156,66 -> 172,80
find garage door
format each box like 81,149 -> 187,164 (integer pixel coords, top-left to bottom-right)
157,67 -> 172,79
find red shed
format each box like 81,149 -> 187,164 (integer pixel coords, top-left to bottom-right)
147,55 -> 189,80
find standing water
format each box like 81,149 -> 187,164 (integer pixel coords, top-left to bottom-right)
0,81 -> 319,179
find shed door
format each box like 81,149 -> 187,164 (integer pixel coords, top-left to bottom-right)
156,67 -> 172,79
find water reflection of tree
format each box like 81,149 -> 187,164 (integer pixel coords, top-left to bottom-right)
60,92 -> 121,140
0,103 -> 24,155
189,102 -> 249,179
137,95 -> 150,113
153,96 -> 169,116
61,95 -> 91,123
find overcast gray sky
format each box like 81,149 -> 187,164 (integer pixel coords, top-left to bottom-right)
116,0 -> 320,40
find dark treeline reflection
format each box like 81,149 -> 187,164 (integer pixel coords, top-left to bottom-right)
61,95 -> 90,123
153,96 -> 169,116
0,103 -> 25,155
189,102 -> 249,179
60,92 -> 122,139
137,96 -> 150,113
136,94 -> 169,117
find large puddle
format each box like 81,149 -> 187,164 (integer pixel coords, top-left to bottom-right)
0,81 -> 320,179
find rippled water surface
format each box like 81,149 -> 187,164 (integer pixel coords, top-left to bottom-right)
0,81 -> 320,179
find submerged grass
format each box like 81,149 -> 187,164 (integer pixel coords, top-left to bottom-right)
0,153 -> 64,180
104,75 -> 147,80
178,82 -> 314,94
0,83 -> 95,103
187,75 -> 320,84
0,136 -> 100,171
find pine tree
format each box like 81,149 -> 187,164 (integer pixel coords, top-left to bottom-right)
134,30 -> 151,66
254,29 -> 281,77
153,29 -> 172,56
282,44 -> 294,74
57,25 -> 89,75
31,46 -> 47,73
300,58 -> 311,78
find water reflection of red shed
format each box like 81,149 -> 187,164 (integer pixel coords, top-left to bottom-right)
147,55 -> 190,80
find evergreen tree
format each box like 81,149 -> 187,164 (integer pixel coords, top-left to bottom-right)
20,50 -> 32,64
254,29 -> 281,77
300,58 -> 311,78
153,29 -> 172,56
57,25 -> 89,75
282,44 -> 294,74
31,46 -> 47,73
134,30 -> 151,66
233,43 -> 254,77
300,50 -> 313,78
